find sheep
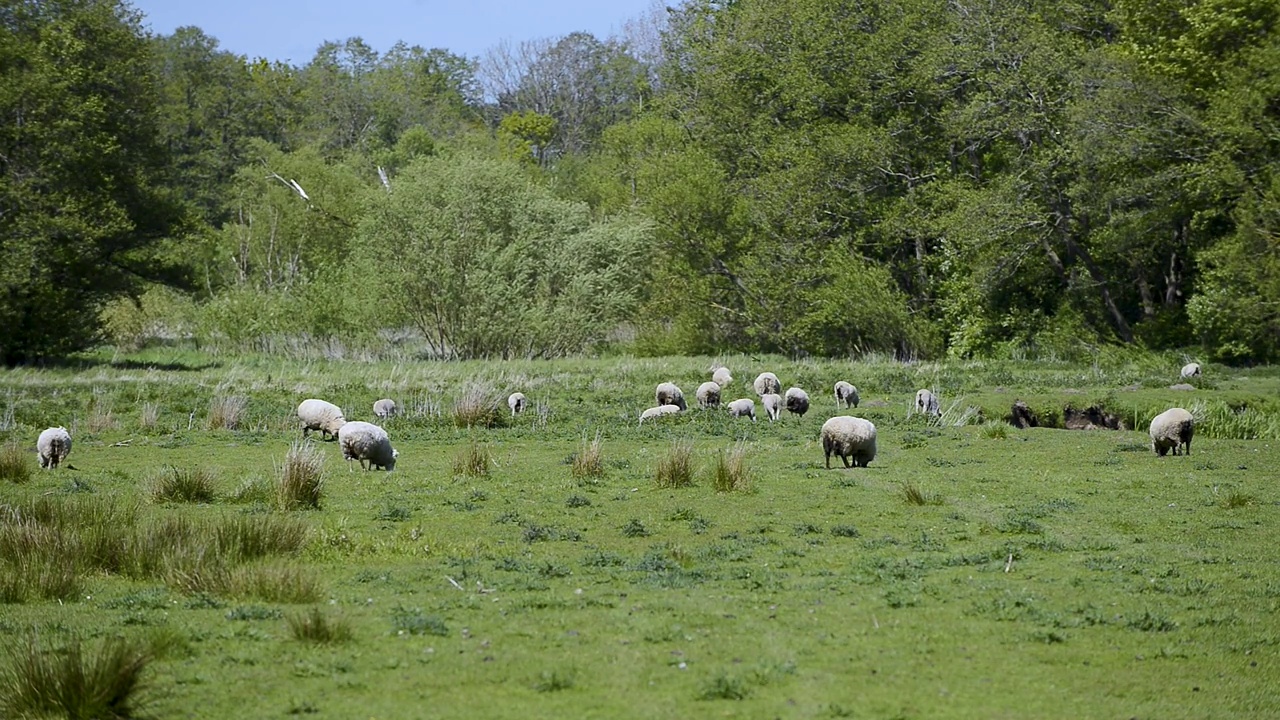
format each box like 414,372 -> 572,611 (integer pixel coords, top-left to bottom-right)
372,399 -> 398,418
761,393 -> 782,421
337,420 -> 398,471
297,399 -> 347,440
784,387 -> 810,417
727,398 -> 757,422
1149,407 -> 1194,457
655,382 -> 687,411
821,416 -> 877,468
508,392 -> 527,417
1180,362 -> 1202,379
712,366 -> 733,388
915,389 -> 941,417
753,372 -> 781,397
834,381 -> 859,408
696,381 -> 721,408
36,427 -> 71,469
639,404 -> 682,425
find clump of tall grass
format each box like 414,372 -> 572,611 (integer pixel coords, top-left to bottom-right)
0,634 -> 153,720
655,440 -> 696,489
982,422 -> 1010,439
149,466 -> 217,504
228,564 -> 321,603
278,441 -> 324,510
571,433 -> 605,480
0,443 -> 32,484
710,442 -> 752,493
288,607 -> 353,644
452,384 -> 504,429
1193,400 -> 1280,440
453,442 -> 491,478
902,482 -> 943,506
207,395 -> 248,430
85,403 -> 120,434
138,402 -> 160,430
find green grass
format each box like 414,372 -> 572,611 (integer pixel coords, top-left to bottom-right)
149,465 -> 217,504
0,634 -> 153,720
0,348 -> 1277,718
0,442 -> 32,484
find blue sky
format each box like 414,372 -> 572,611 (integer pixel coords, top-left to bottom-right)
129,0 -> 659,64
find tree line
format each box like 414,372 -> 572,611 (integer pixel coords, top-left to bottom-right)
2,0 -> 1278,364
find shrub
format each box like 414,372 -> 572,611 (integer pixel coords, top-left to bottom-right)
278,442 -> 324,510
0,634 -> 153,720
149,466 -> 217,504
288,607 -> 353,644
452,442 -> 491,478
571,433 -> 605,480
0,443 -> 32,484
655,440 -> 695,489
709,442 -> 751,493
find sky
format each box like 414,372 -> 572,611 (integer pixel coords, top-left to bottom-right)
128,0 -> 660,64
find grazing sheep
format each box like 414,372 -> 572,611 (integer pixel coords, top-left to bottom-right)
727,398 -> 757,422
753,372 -> 781,397
1149,408 -> 1194,457
834,381 -> 859,409
915,389 -> 941,417
372,399 -> 398,418
784,387 -> 810,417
761,393 -> 782,421
712,367 -> 733,388
696,381 -> 722,408
36,427 -> 71,469
508,392 -> 527,417
337,421 -> 398,471
639,404 -> 682,425
655,382 -> 687,411
297,399 -> 347,440
821,416 -> 877,468
1180,362 -> 1202,379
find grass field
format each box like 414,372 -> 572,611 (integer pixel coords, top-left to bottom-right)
0,348 -> 1277,719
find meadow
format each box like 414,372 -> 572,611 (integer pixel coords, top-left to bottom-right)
0,347 -> 1277,719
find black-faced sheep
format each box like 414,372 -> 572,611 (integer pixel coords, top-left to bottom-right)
915,389 -> 941,417
834,381 -> 859,408
1149,407 -> 1194,456
639,404 -> 682,425
655,382 -> 687,411
821,416 -> 877,468
297,399 -> 347,440
712,367 -> 733,388
373,399 -> 398,418
696,381 -> 721,408
1180,362 -> 1202,379
36,426 -> 71,469
784,387 -> 810,417
727,398 -> 757,422
753,372 -> 781,397
761,393 -> 782,421
508,392 -> 527,417
337,420 -> 398,471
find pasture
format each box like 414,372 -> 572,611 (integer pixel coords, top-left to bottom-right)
0,348 -> 1278,719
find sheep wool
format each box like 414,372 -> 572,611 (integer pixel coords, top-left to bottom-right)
297,399 -> 347,440
655,382 -> 687,411
821,416 -> 877,468
712,367 -> 733,388
36,426 -> 71,469
508,392 -> 527,417
727,398 -> 757,422
784,387 -> 810,417
373,399 -> 398,418
696,381 -> 722,408
915,389 -> 941,417
834,381 -> 859,409
338,421 -> 398,471
1180,362 -> 1202,379
1149,407 -> 1194,457
761,393 -> 782,422
639,404 -> 682,425
753,372 -> 781,397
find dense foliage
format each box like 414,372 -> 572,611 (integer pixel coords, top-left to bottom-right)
5,0 -> 1280,362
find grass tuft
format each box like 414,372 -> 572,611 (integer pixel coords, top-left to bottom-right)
207,395 -> 249,430
902,482 -> 943,506
452,385 -> 504,429
709,442 -> 752,493
288,607 -> 353,644
655,440 -> 695,489
571,433 -> 605,480
150,466 -> 217,504
229,564 -> 322,603
138,402 -> 160,430
982,422 -> 1010,439
278,441 -> 324,510
1220,491 -> 1256,509
0,633 -> 153,720
452,442 -> 491,478
0,443 -> 32,484
533,669 -> 575,692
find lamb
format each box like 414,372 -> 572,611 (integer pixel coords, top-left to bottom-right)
753,372 -> 781,397
1180,362 -> 1202,379
834,381 -> 859,408
915,389 -> 941,417
297,399 -> 347,440
508,392 -> 527,417
784,387 -> 810,417
761,393 -> 782,421
727,398 -> 757,422
639,404 -> 682,425
1149,407 -> 1194,457
372,399 -> 398,418
337,420 -> 398,471
36,427 -> 71,469
712,367 -> 733,388
655,382 -> 687,411
696,381 -> 721,408
821,416 -> 877,468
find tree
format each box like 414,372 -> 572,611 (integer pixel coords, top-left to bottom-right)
0,0 -> 188,363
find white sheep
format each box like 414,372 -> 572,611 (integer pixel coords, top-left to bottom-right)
297,399 -> 347,440
834,381 -> 859,408
712,366 -> 733,388
373,399 -> 398,418
1180,362 -> 1202,379
337,420 -> 398,471
821,416 -> 877,468
727,398 -> 757,422
36,426 -> 71,469
639,404 -> 682,425
696,381 -> 721,408
784,387 -> 810,417
915,389 -> 941,417
508,392 -> 527,417
655,382 -> 687,411
1149,407 -> 1194,457
753,372 -> 781,397
761,393 -> 782,422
